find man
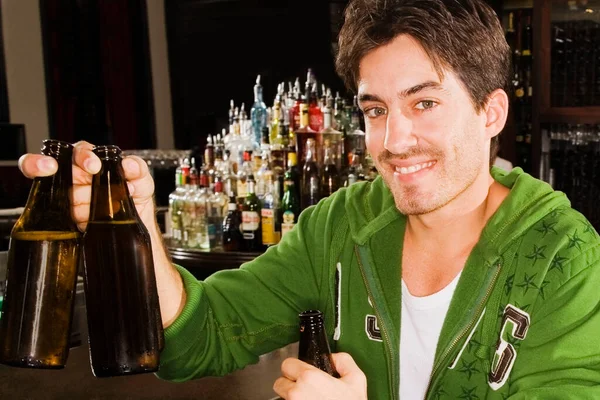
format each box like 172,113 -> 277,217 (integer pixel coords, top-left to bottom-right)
19,0 -> 600,398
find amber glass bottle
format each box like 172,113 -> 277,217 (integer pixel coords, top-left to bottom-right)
0,140 -> 80,369
82,145 -> 163,377
298,310 -> 339,377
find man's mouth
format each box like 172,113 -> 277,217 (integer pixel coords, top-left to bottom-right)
394,161 -> 437,175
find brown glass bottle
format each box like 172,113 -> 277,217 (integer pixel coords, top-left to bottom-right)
302,138 -> 320,210
82,145 -> 163,377
0,140 -> 80,369
298,310 -> 339,378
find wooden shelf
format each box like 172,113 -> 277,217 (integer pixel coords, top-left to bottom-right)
539,107 -> 600,125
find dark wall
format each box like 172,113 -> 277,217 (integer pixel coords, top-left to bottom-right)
40,0 -> 155,149
166,0 -> 349,150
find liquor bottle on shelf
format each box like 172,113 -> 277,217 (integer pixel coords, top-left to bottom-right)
242,175 -> 262,251
321,140 -> 340,199
281,159 -> 301,239
251,75 -> 268,147
223,196 -> 244,252
296,103 -> 322,169
205,136 -> 218,188
302,138 -> 321,210
290,78 -> 303,131
181,165 -> 200,248
297,310 -> 339,378
261,177 -> 281,247
308,82 -> 324,132
222,149 -> 238,198
270,86 -> 283,146
237,149 -> 254,202
256,149 -> 273,199
214,132 -> 225,173
208,177 -> 229,251
320,92 -> 344,171
189,172 -> 210,250
168,158 -> 186,246
345,150 -> 366,187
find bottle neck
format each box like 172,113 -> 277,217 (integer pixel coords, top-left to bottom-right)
21,140 -> 77,231
89,152 -> 138,222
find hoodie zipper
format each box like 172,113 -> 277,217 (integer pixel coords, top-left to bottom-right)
424,262 -> 502,398
355,246 -> 398,400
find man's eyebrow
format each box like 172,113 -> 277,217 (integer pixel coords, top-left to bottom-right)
357,81 -> 446,105
399,81 -> 445,98
357,93 -> 383,104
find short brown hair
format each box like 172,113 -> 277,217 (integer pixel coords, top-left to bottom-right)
335,0 -> 511,164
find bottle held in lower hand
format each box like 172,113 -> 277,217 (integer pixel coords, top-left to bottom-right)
82,145 -> 163,377
298,310 -> 339,378
0,140 -> 80,369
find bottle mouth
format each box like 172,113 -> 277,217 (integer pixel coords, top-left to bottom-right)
93,145 -> 122,160
41,140 -> 73,158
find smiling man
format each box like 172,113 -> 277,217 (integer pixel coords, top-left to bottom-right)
17,0 -> 600,399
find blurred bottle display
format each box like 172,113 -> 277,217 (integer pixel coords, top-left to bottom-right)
302,138 -> 321,209
242,175 -> 262,251
166,68 -> 380,252
83,145 -> 163,377
223,196 -> 244,251
208,177 -> 229,250
0,140 -> 80,369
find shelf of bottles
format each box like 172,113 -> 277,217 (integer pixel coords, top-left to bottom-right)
504,8 -> 534,172
540,123 -> 600,229
550,0 -> 600,107
168,69 -> 377,253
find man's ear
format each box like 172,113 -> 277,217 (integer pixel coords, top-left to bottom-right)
484,89 -> 509,140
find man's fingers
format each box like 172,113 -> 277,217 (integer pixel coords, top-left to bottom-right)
331,353 -> 367,388
280,358 -> 314,381
18,154 -> 58,178
272,376 -> 295,398
73,141 -> 101,175
71,184 -> 92,207
122,156 -> 155,201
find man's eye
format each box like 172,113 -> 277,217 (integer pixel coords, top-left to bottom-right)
415,100 -> 437,111
363,107 -> 387,118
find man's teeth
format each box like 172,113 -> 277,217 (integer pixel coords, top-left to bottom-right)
396,161 -> 436,175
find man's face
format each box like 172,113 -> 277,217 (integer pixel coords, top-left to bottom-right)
358,35 -> 491,215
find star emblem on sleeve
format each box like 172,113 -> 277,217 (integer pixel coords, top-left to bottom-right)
458,386 -> 479,400
458,359 -> 480,380
567,230 -> 586,251
535,220 -> 558,237
517,273 -> 538,295
549,254 -> 568,274
525,245 -> 547,265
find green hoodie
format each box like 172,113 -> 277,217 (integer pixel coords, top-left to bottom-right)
157,167 -> 600,399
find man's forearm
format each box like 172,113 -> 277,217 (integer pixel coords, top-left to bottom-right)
147,221 -> 186,328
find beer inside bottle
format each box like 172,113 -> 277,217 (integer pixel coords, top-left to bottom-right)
0,140 -> 80,369
298,310 -> 339,378
82,145 -> 163,377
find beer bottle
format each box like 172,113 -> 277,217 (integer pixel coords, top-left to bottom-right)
0,140 -> 80,369
242,175 -> 262,251
298,310 -> 339,377
82,145 -> 163,377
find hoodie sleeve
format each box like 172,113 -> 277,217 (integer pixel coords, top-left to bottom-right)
155,197 -> 337,382
507,252 -> 600,398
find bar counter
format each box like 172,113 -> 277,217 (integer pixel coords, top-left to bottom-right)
168,245 -> 262,280
0,322 -> 296,399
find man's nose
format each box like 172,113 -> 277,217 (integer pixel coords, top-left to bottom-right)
384,110 -> 417,154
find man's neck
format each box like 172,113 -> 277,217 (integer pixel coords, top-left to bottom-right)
406,171 -> 507,253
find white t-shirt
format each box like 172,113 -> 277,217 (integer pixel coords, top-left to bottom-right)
400,272 -> 462,399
